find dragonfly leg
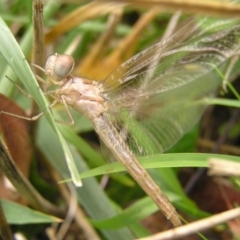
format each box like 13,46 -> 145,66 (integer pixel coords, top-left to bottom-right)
35,74 -> 47,85
0,110 -> 44,121
32,63 -> 53,90
31,63 -> 46,73
6,74 -> 51,98
0,99 -> 60,121
53,96 -> 75,126
7,73 -> 55,99
6,76 -> 34,99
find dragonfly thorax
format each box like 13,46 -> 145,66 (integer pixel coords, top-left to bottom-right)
57,77 -> 107,119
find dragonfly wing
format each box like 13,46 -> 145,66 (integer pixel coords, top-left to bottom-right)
103,68 -> 220,156
102,17 -> 240,92
101,16 -> 240,156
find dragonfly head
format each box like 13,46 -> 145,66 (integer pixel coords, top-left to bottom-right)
45,53 -> 75,84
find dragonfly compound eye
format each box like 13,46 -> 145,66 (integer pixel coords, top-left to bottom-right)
54,54 -> 75,78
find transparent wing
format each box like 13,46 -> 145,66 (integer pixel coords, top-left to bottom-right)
100,17 -> 240,156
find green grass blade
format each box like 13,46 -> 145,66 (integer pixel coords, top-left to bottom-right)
1,199 -> 61,224
207,98 -> 240,108
62,153 -> 240,180
0,16 -> 81,186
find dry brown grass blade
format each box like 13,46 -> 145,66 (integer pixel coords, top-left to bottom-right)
32,0 -> 45,69
78,7 -> 123,78
104,0 -> 240,18
0,94 -> 32,177
104,7 -> 162,76
198,138 -> 240,155
77,7 -> 162,80
208,158 -> 240,176
45,2 -> 127,44
32,0 -> 45,139
137,207 -> 240,240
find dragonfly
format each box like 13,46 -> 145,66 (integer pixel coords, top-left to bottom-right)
2,15 -> 240,227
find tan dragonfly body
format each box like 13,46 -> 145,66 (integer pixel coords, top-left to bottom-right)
44,15 -> 240,226
1,15 -> 240,227
46,53 -> 181,226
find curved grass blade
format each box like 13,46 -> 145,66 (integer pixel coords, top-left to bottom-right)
1,199 -> 62,224
62,153 -> 240,180
0,16 -> 81,186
